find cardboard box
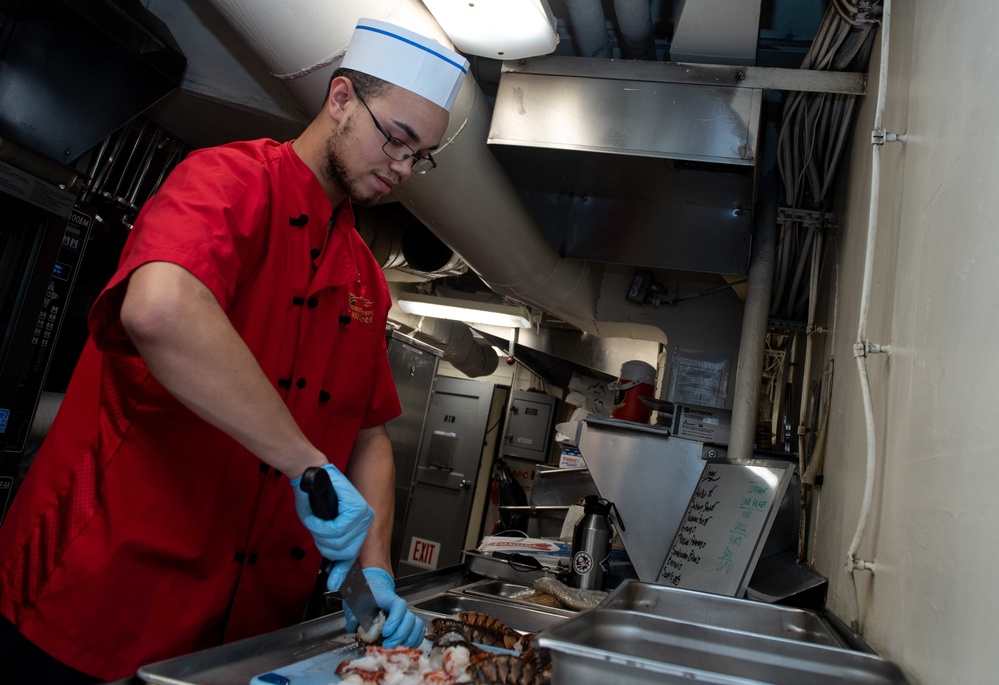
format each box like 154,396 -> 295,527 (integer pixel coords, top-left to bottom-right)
671,404 -> 732,444
559,447 -> 586,469
476,536 -> 571,569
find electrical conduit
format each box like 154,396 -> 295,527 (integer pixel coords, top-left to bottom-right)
847,0 -> 894,631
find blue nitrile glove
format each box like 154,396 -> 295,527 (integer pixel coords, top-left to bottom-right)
290,464 -> 374,591
344,568 -> 424,648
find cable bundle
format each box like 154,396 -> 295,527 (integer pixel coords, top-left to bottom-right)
771,1 -> 882,321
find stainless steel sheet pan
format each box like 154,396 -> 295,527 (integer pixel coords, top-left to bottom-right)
600,580 -> 844,647
540,608 -> 910,685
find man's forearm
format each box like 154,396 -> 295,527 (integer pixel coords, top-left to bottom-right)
346,425 -> 396,572
121,261 -> 327,479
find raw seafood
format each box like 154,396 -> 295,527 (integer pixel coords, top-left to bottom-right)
426,612 -> 521,651
335,643 -> 471,684
336,611 -> 551,684
356,611 -> 387,644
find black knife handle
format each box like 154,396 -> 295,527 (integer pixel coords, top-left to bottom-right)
301,466 -> 339,521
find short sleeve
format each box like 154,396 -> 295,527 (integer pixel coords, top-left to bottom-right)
88,147 -> 271,354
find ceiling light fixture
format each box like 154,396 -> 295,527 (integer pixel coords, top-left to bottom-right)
421,0 -> 559,60
397,293 -> 532,328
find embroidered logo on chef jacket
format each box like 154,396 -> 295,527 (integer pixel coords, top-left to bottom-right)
348,292 -> 375,325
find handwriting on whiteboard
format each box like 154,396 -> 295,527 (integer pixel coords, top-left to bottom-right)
657,461 -> 792,595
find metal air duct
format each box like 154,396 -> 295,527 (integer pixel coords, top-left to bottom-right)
413,319 -> 498,378
671,0 -> 762,66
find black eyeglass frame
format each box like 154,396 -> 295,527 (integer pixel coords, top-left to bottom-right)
353,86 -> 437,174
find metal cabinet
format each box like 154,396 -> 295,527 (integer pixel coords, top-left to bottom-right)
501,390 -> 558,462
385,332 -> 442,570
396,376 -> 498,576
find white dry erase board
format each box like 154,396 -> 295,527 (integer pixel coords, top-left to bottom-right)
656,458 -> 795,596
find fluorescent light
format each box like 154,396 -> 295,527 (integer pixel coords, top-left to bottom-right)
422,0 -> 559,60
398,293 -> 532,328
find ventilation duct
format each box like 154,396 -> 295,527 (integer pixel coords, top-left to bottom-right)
413,319 -> 499,378
356,204 -> 466,277
671,0 -> 762,66
488,57 -> 762,276
0,0 -> 186,163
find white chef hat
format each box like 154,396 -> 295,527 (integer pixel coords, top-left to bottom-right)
342,18 -> 469,112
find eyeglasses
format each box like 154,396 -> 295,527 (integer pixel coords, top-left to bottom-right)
353,86 -> 437,174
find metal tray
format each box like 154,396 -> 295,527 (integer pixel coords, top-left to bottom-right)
410,593 -> 574,631
461,579 -> 534,600
462,549 -> 560,584
600,580 -> 844,647
539,609 -> 910,685
137,582 -> 571,685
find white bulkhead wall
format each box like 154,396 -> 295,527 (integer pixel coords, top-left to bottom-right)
812,1 -> 999,682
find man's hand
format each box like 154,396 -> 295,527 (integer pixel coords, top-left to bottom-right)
344,568 -> 424,648
290,464 -> 374,590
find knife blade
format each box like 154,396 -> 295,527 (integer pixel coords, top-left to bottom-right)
301,466 -> 382,633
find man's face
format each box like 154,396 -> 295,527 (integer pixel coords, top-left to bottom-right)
322,84 -> 450,206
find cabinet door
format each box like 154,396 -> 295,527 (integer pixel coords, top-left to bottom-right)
396,376 -> 495,575
385,334 -> 440,569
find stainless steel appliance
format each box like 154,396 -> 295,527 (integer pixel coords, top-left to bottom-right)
396,376 -> 501,576
0,0 -> 185,165
0,153 -> 92,522
385,331 -> 442,570
0,0 -> 186,525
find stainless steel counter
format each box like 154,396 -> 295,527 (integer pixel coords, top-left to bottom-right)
136,568 -> 563,685
135,570 -> 909,685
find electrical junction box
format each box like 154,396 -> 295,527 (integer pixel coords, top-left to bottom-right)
502,390 -> 558,462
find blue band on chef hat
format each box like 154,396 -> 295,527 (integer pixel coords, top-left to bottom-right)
343,18 -> 469,112
355,24 -> 468,75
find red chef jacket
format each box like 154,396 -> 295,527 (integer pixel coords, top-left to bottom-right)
0,139 -> 402,680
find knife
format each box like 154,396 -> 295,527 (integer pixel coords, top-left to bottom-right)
301,466 -> 382,633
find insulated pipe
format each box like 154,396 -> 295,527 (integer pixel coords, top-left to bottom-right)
415,319 -> 499,378
727,165 -> 779,461
206,0 -> 453,115
565,0 -> 613,57
612,0 -> 656,60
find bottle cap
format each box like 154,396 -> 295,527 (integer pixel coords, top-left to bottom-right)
583,495 -> 612,515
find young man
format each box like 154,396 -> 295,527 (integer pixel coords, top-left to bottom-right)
0,18 -> 468,683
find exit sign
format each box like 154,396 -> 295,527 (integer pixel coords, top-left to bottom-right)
406,536 -> 441,570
